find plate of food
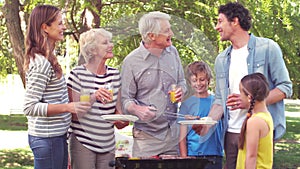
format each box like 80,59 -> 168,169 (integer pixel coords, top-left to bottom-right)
102,114 -> 139,122
178,117 -> 217,125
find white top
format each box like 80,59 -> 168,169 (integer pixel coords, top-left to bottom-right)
23,54 -> 71,137
228,45 -> 248,133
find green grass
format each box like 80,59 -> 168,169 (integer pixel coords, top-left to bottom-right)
285,103 -> 300,112
0,115 -> 32,169
0,114 -> 27,131
0,103 -> 299,169
273,117 -> 300,169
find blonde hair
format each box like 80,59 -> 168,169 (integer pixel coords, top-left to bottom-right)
186,61 -> 213,83
79,28 -> 112,63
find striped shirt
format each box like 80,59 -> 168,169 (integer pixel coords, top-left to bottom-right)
23,54 -> 71,137
67,65 -> 121,153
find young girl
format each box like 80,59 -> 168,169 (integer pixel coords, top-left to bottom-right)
236,73 -> 273,169
178,61 -> 223,169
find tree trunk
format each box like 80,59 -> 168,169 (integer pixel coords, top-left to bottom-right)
3,0 -> 26,88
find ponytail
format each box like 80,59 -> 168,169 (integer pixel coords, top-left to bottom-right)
238,96 -> 255,149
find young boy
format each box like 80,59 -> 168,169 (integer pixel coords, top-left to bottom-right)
178,61 -> 223,169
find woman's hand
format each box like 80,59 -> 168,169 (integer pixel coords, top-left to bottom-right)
68,102 -> 92,119
94,87 -> 113,104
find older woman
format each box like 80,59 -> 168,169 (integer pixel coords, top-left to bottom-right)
67,28 -> 128,169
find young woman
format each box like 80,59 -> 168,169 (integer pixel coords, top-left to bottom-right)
236,73 -> 273,169
178,61 -> 223,169
23,5 -> 91,169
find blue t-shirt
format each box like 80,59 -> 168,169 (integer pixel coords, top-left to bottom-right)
178,95 -> 223,156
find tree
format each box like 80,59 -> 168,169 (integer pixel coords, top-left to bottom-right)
1,0 -> 25,86
0,0 -> 299,98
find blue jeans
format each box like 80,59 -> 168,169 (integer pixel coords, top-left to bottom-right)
28,134 -> 68,169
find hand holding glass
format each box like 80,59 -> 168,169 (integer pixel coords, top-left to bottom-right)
169,84 -> 177,103
104,83 -> 113,102
80,89 -> 90,102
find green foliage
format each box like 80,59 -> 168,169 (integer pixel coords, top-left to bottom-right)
0,148 -> 33,169
0,0 -> 300,98
0,13 -> 18,77
247,0 -> 300,98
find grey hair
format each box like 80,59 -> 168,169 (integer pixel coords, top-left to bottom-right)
79,28 -> 112,63
138,11 -> 171,43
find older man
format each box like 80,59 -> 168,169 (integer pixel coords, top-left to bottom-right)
121,11 -> 187,157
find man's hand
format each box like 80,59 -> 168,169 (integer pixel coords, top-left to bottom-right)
175,87 -> 184,102
136,106 -> 156,121
128,103 -> 156,121
192,124 -> 211,136
226,93 -> 246,110
192,104 -> 223,136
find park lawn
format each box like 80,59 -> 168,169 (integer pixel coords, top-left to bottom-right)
0,102 -> 299,168
0,114 -> 27,131
274,116 -> 300,169
285,102 -> 300,112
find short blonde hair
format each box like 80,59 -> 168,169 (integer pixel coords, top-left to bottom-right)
138,11 -> 171,43
79,28 -> 112,63
186,61 -> 213,83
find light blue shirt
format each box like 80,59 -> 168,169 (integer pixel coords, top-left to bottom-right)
178,95 -> 223,156
214,34 -> 293,140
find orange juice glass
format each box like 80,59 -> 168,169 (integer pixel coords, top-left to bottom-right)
80,89 -> 90,102
104,83 -> 113,102
169,84 -> 177,103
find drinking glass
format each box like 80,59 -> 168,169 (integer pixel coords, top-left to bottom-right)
80,89 -> 90,102
104,83 -> 113,102
169,84 -> 177,103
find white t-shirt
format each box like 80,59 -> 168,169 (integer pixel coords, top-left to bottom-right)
228,45 -> 248,133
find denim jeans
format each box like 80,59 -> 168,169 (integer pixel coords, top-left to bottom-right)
28,134 -> 68,169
